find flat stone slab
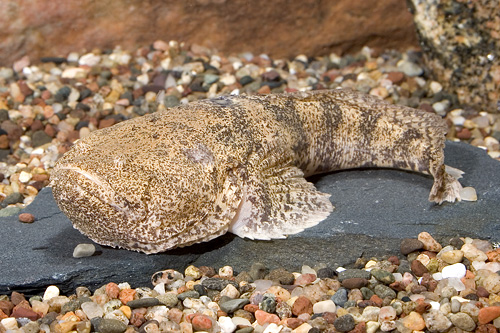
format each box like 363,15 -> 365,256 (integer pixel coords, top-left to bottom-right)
1,141 -> 499,294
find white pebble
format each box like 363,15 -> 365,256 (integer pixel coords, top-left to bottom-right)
312,299 -> 336,314
81,301 -> 104,319
219,316 -> 237,333
220,284 -> 240,299
219,265 -> 234,278
441,263 -> 466,279
301,265 -> 316,275
263,323 -> 283,333
459,187 -> 477,202
153,283 -> 166,295
429,81 -> 443,94
220,73 -> 236,86
43,285 -> 60,301
232,316 -> 251,327
447,277 -> 466,292
19,171 -> 32,183
73,243 -> 96,258
79,53 -> 101,67
429,301 -> 441,311
1,317 -> 18,330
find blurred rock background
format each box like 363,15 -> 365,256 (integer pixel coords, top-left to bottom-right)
0,0 -> 418,65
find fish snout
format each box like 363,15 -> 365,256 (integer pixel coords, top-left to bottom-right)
51,164 -> 151,251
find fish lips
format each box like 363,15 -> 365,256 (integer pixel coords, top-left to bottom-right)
51,165 -> 149,248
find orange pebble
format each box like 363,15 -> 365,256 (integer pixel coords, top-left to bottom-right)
118,288 -> 136,304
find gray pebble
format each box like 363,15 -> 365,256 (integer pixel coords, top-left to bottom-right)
93,318 -> 127,333
20,321 -> 40,333
177,290 -> 200,301
219,298 -> 250,313
1,192 -> 24,208
371,269 -> 395,285
374,284 -> 396,300
163,95 -> 180,108
450,298 -> 461,313
448,312 -> 476,331
266,268 -> 294,285
73,243 -> 96,258
235,327 -> 254,333
32,130 -> 53,147
337,269 -> 371,282
0,206 -> 22,217
248,262 -> 269,281
333,314 -> 356,332
259,294 -> 276,313
126,297 -> 160,309
400,238 -> 424,255
201,277 -> 239,291
156,293 -> 178,307
331,287 -> 348,307
360,287 -> 375,300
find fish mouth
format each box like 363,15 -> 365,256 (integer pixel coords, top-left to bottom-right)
51,164 -> 150,249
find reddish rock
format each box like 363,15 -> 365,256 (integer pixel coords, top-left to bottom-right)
105,282 -> 120,299
98,118 -> 116,129
0,300 -> 14,316
17,81 -> 33,97
350,322 -> 366,333
118,288 -> 136,304
32,174 -> 49,182
167,308 -> 183,324
284,317 -> 305,329
456,128 -> 472,140
477,286 -> 490,298
44,124 -> 56,137
257,85 -> 271,94
342,278 -> 368,289
476,324 -> 498,333
410,260 -> 428,277
11,305 -> 39,321
0,309 -> 7,320
1,120 -> 23,141
243,304 -> 259,313
387,256 -> 399,265
386,71 -> 405,84
0,134 -> 9,149
254,309 -> 280,325
18,213 -> 35,223
478,306 -> 500,325
322,311 -> 337,324
292,296 -> 313,316
294,273 -> 317,285
486,248 -> 500,262
0,1 -> 416,66
130,308 -> 147,327
191,314 -> 213,331
369,295 -> 383,307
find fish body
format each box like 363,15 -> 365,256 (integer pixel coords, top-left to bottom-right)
51,89 -> 462,253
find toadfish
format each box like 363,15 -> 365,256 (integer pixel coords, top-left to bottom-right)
51,89 -> 463,254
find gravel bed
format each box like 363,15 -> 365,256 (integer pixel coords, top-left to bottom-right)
1,232 -> 500,332
0,41 -> 499,213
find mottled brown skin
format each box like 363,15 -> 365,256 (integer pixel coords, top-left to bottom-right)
51,89 -> 462,253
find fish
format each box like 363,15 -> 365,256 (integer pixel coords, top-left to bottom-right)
50,89 -> 463,254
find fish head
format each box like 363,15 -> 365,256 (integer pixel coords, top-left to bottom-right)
51,134 -> 234,254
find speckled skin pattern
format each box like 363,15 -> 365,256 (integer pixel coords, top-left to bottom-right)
51,89 -> 462,253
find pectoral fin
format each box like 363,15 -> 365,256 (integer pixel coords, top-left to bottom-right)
228,148 -> 334,240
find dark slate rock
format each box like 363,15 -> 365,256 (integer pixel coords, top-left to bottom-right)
371,269 -> 395,285
31,130 -> 53,147
1,142 -> 500,295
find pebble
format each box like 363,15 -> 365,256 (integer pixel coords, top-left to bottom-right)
400,238 -> 424,255
478,306 -> 500,325
441,263 -> 466,279
418,231 -> 442,252
18,212 -> 35,223
330,288 -> 348,307
423,309 -> 452,332
312,299 -> 336,314
126,298 -> 160,309
333,314 -> 355,332
219,298 -> 250,314
449,312 -> 476,331
72,243 -> 96,258
402,311 -> 426,331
